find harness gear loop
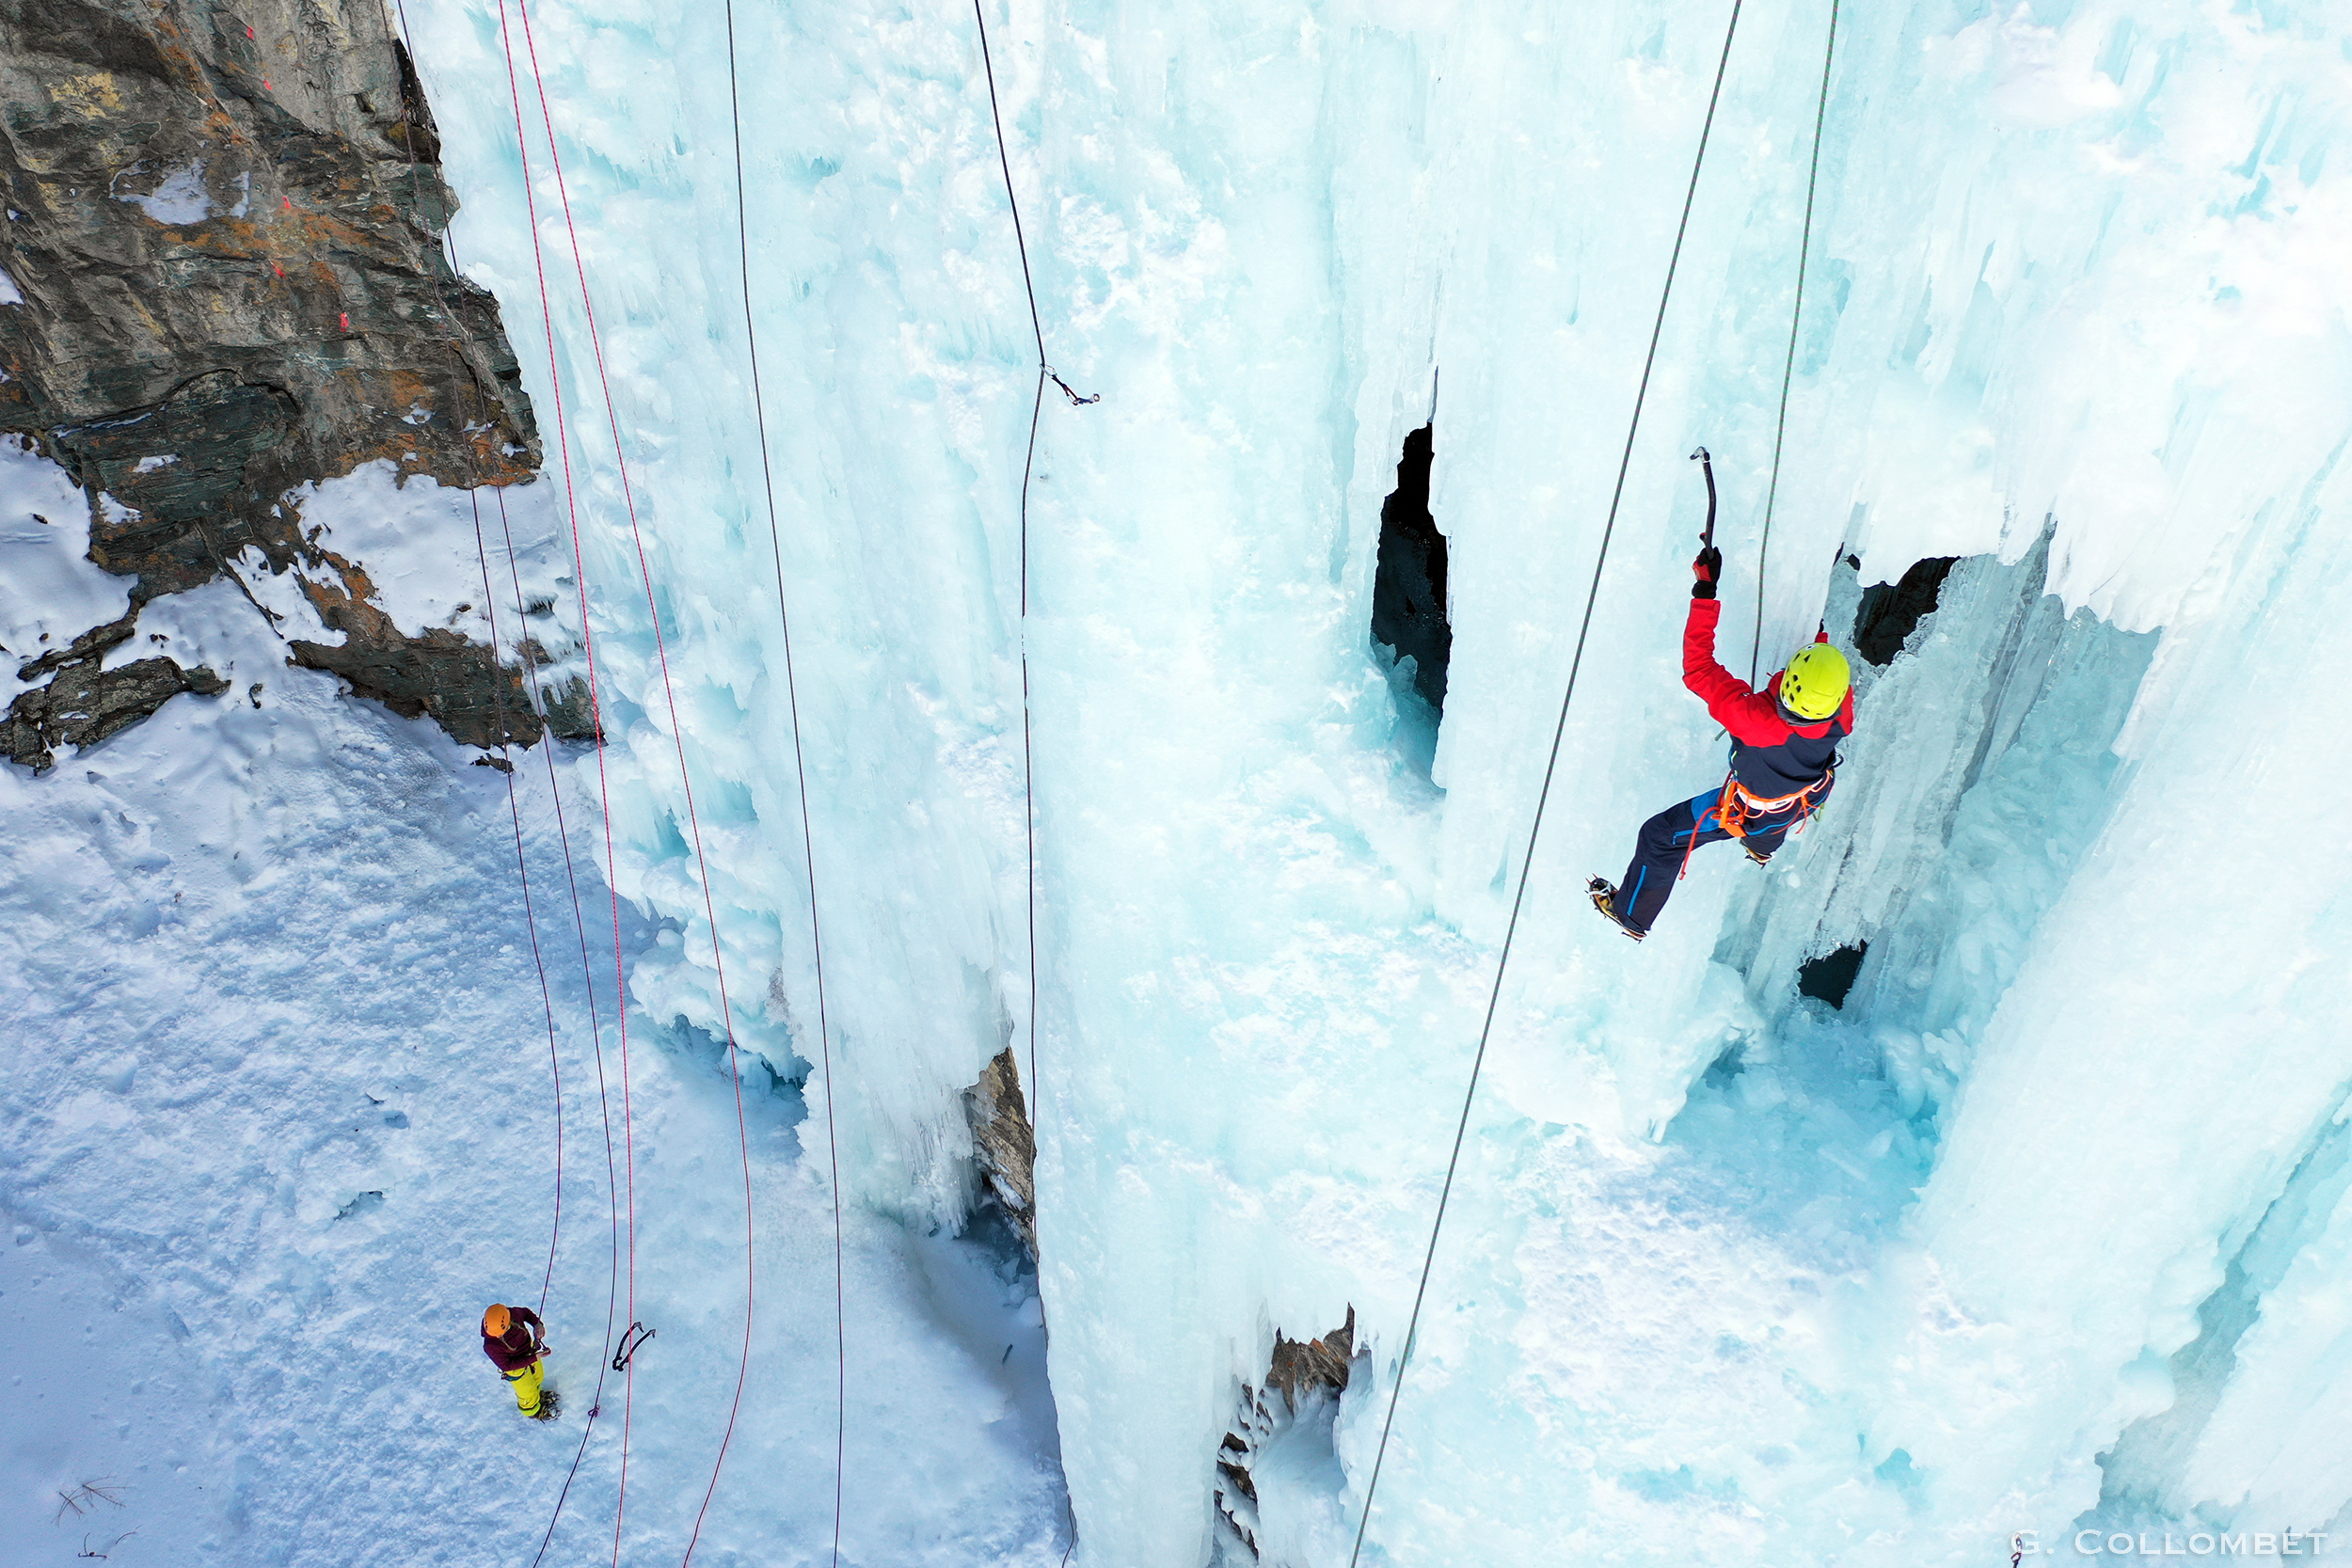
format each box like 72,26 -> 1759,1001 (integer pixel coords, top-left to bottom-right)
611,1321 -> 654,1371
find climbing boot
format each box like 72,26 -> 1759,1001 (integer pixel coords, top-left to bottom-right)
532,1388 -> 562,1422
1742,842 -> 1773,867
1587,878 -> 1645,941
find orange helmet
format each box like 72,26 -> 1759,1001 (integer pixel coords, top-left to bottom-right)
482,1303 -> 511,1338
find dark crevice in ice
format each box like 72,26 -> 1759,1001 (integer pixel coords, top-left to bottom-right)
1371,425 -> 1450,716
1797,941 -> 1868,1008
1852,556 -> 1958,666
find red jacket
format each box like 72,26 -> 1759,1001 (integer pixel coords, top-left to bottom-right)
1682,596 -> 1853,797
482,1306 -> 546,1372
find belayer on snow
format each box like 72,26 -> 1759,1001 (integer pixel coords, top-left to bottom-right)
482,1301 -> 558,1419
1589,451 -> 1854,941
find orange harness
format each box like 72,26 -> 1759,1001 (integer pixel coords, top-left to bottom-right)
1712,768 -> 1835,841
1675,766 -> 1836,884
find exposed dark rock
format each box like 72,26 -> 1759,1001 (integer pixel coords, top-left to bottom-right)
1371,424 -> 1450,713
0,0 -> 550,758
53,371 -> 303,597
1852,556 -> 1957,666
14,604 -> 136,679
963,1046 -> 1037,1259
1264,1307 -> 1355,1409
3,652 -> 227,771
538,673 -> 598,743
0,0 -> 537,510
280,541 -> 579,749
1214,1308 -> 1359,1560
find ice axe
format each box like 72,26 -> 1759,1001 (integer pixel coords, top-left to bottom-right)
1690,446 -> 1717,547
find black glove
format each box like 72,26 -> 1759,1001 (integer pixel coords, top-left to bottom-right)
1692,546 -> 1722,599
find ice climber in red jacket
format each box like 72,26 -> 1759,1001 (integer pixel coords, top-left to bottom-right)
1588,544 -> 1853,940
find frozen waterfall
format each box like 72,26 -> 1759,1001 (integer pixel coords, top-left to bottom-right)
6,0 -> 2350,1565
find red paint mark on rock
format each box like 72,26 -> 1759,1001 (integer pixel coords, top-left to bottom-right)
339,312 -> 351,333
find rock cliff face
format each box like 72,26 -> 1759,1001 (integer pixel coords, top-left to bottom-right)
965,1047 -> 1040,1259
0,0 -> 567,760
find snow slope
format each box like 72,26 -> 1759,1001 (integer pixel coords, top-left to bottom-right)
0,439 -> 1067,1565
8,0 -> 2352,1564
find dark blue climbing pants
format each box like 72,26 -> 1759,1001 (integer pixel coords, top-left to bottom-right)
1615,779 -> 1830,935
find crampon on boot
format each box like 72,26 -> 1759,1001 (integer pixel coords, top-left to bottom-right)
1587,877 -> 1645,941
1742,842 -> 1772,867
532,1388 -> 562,1422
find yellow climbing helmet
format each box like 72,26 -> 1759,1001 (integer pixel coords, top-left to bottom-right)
1780,642 -> 1851,721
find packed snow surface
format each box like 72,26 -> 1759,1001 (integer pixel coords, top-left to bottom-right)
7,0 -> 2352,1564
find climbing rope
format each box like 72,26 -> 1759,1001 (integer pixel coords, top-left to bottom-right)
380,6 -> 628,1558
972,0 -> 1095,1122
507,5 -> 764,1563
367,0 -> 575,1334
1749,0 -> 1842,685
718,6 -> 849,1566
496,483 -> 629,1568
487,5 -> 646,1560
469,490 -> 566,1321
1344,7 -> 1748,1563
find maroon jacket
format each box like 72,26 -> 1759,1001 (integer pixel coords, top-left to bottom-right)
1682,596 -> 1854,798
482,1306 -> 546,1372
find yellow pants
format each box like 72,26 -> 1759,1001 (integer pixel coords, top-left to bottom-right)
501,1357 -> 545,1416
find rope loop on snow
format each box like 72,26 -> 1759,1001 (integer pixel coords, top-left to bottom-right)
1344,5 -> 1749,1563
1750,0 -> 1842,685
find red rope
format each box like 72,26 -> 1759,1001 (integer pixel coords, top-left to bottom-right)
510,4 -> 762,1560
370,0 -> 577,1338
492,7 -> 641,1560
381,5 -> 622,1555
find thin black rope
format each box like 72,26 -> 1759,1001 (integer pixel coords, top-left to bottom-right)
501,487 -> 625,1568
1749,0 -> 1841,685
973,0 -> 1092,1121
466,490 -> 565,1324
723,7 -> 847,1566
971,16 -> 1089,1546
1344,7 -> 1746,1563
